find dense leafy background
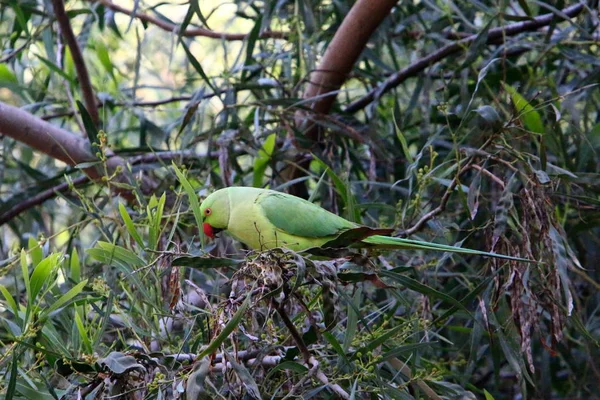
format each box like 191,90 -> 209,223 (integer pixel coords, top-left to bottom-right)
0,0 -> 598,399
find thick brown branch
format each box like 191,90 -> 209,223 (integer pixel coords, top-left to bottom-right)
345,2 -> 586,112
298,0 -> 398,141
52,0 -> 100,127
95,0 -> 288,40
0,101 -> 135,222
286,0 -> 398,197
0,102 -> 100,172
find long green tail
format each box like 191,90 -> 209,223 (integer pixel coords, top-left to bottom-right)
361,235 -> 533,262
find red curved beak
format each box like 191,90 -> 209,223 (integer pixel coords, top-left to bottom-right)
203,223 -> 215,238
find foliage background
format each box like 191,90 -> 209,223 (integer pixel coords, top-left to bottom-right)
0,0 -> 598,399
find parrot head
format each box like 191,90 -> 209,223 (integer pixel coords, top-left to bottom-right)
199,188 -> 230,238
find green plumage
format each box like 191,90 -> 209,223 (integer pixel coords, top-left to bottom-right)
199,186 -> 531,262
259,191 -> 357,237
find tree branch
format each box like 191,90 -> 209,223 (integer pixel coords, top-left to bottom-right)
52,0 -> 100,127
94,0 -> 288,40
0,101 -> 134,224
297,0 -> 398,141
396,159 -> 474,237
40,95 -> 215,121
0,176 -> 88,227
0,149 -> 204,226
345,2 -> 586,113
286,0 -> 398,197
0,102 -> 102,173
274,300 -> 312,363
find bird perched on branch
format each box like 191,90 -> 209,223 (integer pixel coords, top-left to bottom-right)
200,186 -> 528,261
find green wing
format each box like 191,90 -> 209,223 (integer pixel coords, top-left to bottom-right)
259,191 -> 357,238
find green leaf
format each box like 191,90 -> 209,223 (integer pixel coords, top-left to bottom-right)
44,279 -> 88,316
265,361 -> 308,380
323,332 -> 346,356
311,155 -> 360,222
15,382 -> 55,400
361,324 -> 407,354
29,253 -> 61,302
28,237 -> 43,267
35,53 -> 75,83
380,342 -> 436,361
253,133 -> 276,188
223,352 -> 263,399
74,161 -> 102,169
87,242 -> 150,299
172,256 -> 244,268
9,0 -> 30,35
504,84 -> 544,134
484,389 -> 496,400
0,63 -> 18,84
393,103 -> 414,165
20,249 -> 31,304
342,287 -> 361,353
179,39 -> 217,93
0,285 -> 19,318
6,349 -> 19,400
119,202 -> 145,249
77,101 -> 99,142
186,357 -> 212,400
380,271 -> 473,317
242,15 -> 263,81
147,193 -> 166,251
70,248 -> 81,282
190,0 -> 211,29
172,164 -> 204,238
88,241 -> 145,268
95,40 -> 115,81
98,352 -> 145,374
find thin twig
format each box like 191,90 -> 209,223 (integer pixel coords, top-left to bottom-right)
0,151 -> 204,226
345,3 -> 586,112
94,0 -> 288,40
52,0 -> 100,126
0,176 -> 88,226
41,94 -> 222,120
273,300 -> 311,363
397,159 -> 474,237
471,164 -> 506,188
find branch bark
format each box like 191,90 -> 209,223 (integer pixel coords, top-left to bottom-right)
94,0 -> 288,40
297,0 -> 398,142
0,101 -> 134,224
345,2 -> 586,113
0,102 -> 102,173
52,0 -> 100,127
285,0 -> 398,197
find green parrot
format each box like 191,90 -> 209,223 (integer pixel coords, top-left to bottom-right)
200,186 -> 529,261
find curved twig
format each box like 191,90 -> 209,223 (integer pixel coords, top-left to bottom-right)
94,0 -> 288,40
345,3 -> 586,113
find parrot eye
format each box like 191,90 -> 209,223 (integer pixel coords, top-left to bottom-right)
204,208 -> 212,216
